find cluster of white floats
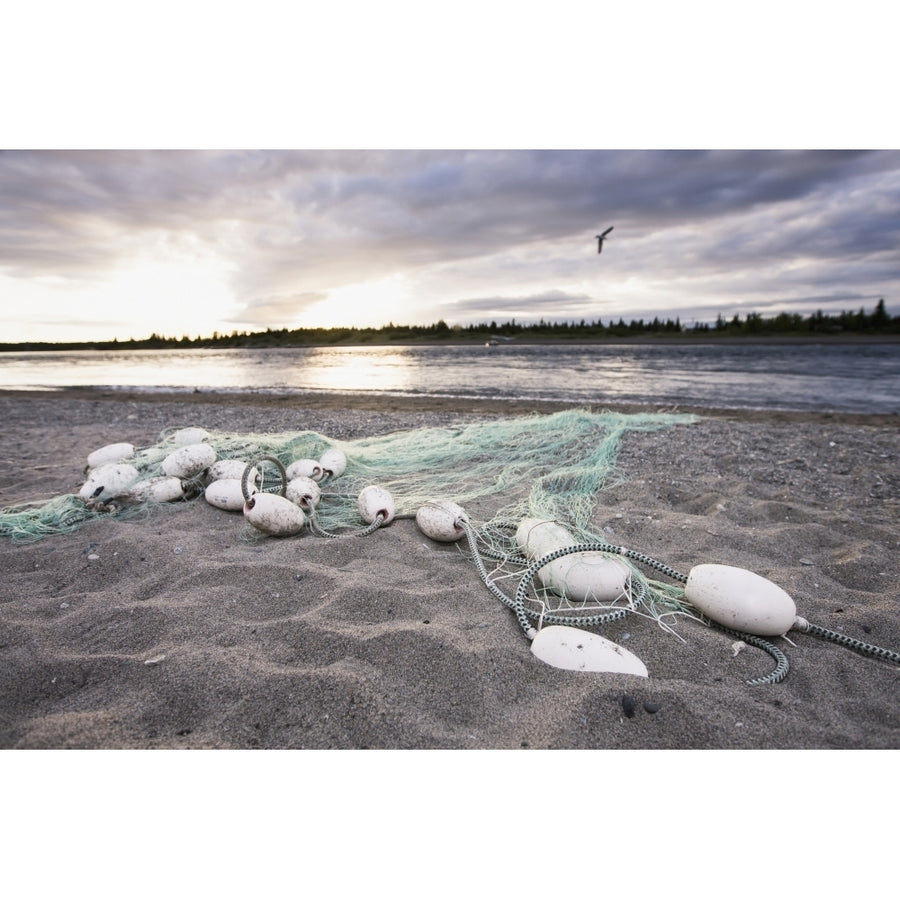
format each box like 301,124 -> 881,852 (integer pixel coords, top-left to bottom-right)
79,427 -> 396,538
414,499 -> 799,640
415,498 -> 801,675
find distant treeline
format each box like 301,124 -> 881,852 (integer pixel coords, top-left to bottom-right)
2,299 -> 897,351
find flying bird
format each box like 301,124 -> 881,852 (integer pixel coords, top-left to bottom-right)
595,226 -> 614,254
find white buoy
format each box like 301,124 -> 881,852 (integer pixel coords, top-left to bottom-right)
319,447 -> 347,478
161,443 -> 217,479
516,518 -> 630,603
531,625 -> 648,676
415,500 -> 468,542
208,459 -> 256,483
78,463 -> 141,502
286,458 -> 324,481
167,427 -> 210,446
357,485 -> 395,525
685,564 -> 797,636
87,441 -> 135,469
120,476 -> 186,504
286,476 -> 321,509
205,478 -> 249,511
243,493 -> 306,536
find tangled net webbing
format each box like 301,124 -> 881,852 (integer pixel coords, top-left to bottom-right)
0,408 -> 696,543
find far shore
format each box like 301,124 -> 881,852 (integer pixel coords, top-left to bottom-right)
2,333 -> 900,353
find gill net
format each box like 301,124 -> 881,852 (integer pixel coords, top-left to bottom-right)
0,408 -> 700,629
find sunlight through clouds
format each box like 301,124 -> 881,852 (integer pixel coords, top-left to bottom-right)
98,255 -> 240,341
2,252 -> 239,342
300,275 -> 414,330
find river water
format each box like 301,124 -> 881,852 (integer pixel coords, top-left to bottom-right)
1,342 -> 898,414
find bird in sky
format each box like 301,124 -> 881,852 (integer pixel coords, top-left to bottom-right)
595,226 -> 614,253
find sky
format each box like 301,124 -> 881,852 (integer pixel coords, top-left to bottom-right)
2,148 -> 898,343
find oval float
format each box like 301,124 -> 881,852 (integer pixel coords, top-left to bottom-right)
87,441 -> 135,469
319,447 -> 347,478
286,476 -> 321,509
357,485 -> 395,525
685,564 -> 797,636
286,458 -> 324,481
168,427 -> 210,446
243,492 -> 306,536
205,478 -> 249,511
516,518 -> 630,603
416,500 -> 467,542
208,459 -> 255,483
121,476 -> 186,504
531,625 -> 648,676
78,463 -> 141,502
162,443 -> 217,479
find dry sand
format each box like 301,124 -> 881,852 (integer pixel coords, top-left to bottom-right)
1,389 -> 898,751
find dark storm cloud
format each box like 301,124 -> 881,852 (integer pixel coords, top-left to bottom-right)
1,149 -> 898,326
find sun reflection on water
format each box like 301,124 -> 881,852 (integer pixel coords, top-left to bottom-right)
291,347 -> 418,393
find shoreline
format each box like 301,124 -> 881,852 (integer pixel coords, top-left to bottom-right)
1,385 -> 898,428
1,389 -> 898,749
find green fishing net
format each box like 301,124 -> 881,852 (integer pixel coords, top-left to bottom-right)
2,409 -> 695,544
1,410 -> 671,587
0,409 -> 698,623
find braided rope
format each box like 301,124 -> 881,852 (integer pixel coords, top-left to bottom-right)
587,543 -> 790,684
597,543 -> 899,676
241,456 -> 287,503
511,543 -> 638,635
709,625 -> 791,685
460,521 -> 636,632
794,620 -> 900,665
460,518 -> 517,608
307,508 -> 385,539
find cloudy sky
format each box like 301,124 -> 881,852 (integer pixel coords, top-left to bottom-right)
1,148 -> 898,343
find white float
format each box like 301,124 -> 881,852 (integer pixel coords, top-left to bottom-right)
168,427 -> 210,446
78,463 -> 141,502
286,458 -> 324,481
684,563 -> 797,636
415,500 -> 468,542
531,625 -> 648,676
121,476 -> 186,504
205,478 -> 249,511
357,486 -> 395,525
86,442 -> 135,469
319,447 -> 347,478
516,518 -> 630,603
161,443 -> 217,479
286,476 -> 321,509
208,459 -> 256,483
243,493 -> 306,536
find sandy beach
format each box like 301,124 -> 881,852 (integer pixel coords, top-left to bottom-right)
1,388 -> 898,751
